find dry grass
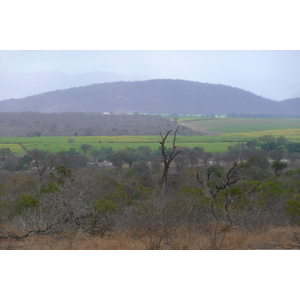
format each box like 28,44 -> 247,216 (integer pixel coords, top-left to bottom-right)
1,225 -> 300,250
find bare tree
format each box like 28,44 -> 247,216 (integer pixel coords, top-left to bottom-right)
160,126 -> 181,185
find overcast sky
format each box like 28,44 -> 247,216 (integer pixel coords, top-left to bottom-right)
1,2 -> 299,100
1,50 -> 299,84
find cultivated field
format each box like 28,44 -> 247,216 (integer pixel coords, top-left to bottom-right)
1,118 -> 300,154
179,117 -> 300,134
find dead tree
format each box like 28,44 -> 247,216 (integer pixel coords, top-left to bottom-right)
160,126 -> 181,185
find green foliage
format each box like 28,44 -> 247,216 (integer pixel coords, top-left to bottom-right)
16,155 -> 32,170
0,148 -> 12,160
57,148 -> 79,157
226,186 -> 243,197
246,135 -> 289,151
286,195 -> 300,225
246,139 -> 258,149
238,156 -> 269,181
228,143 -> 248,154
248,156 -> 267,165
207,165 -> 224,178
136,146 -> 152,161
272,160 -> 288,174
90,147 -> 114,162
108,184 -> 128,201
16,194 -> 39,214
284,168 -> 300,178
286,142 -> 300,153
27,131 -> 42,137
41,182 -> 60,194
116,147 -> 141,167
80,144 -> 93,155
256,180 -> 288,203
136,185 -> 151,196
181,186 -> 205,198
0,185 -> 5,197
49,165 -> 74,186
93,198 -> 116,215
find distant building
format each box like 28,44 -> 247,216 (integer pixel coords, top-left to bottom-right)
178,114 -> 203,117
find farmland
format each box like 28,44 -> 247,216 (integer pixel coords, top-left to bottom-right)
178,117 -> 300,134
0,136 -> 233,154
1,118 -> 300,154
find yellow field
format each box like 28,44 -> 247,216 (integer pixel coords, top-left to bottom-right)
222,128 -> 300,141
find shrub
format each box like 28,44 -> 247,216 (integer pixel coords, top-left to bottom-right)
16,194 -> 39,214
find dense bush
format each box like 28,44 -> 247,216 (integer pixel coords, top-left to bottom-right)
1,134 -> 300,249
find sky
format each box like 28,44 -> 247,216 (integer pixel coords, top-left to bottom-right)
1,1 -> 299,84
1,50 -> 299,83
1,1 -> 299,100
1,50 -> 299,100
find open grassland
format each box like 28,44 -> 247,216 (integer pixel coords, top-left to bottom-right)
1,118 -> 300,154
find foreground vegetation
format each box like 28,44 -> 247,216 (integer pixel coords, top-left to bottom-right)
1,128 -> 300,250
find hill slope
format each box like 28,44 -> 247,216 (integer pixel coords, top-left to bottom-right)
0,79 -> 299,115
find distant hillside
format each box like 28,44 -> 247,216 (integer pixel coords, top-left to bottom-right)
0,79 -> 299,116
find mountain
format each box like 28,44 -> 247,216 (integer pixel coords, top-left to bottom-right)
0,79 -> 299,116
0,71 -> 150,101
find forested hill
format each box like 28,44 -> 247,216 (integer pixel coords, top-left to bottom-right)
0,79 -> 299,115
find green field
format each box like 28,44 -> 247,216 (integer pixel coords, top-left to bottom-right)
1,118 -> 300,154
179,117 -> 300,133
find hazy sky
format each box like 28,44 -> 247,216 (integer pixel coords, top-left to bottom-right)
1,50 -> 299,84
1,1 -> 299,101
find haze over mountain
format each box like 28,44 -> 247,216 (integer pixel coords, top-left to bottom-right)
222,78 -> 300,101
1,51 -> 299,101
0,79 -> 299,116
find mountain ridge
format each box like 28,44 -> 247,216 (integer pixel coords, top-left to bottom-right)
0,79 -> 299,116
